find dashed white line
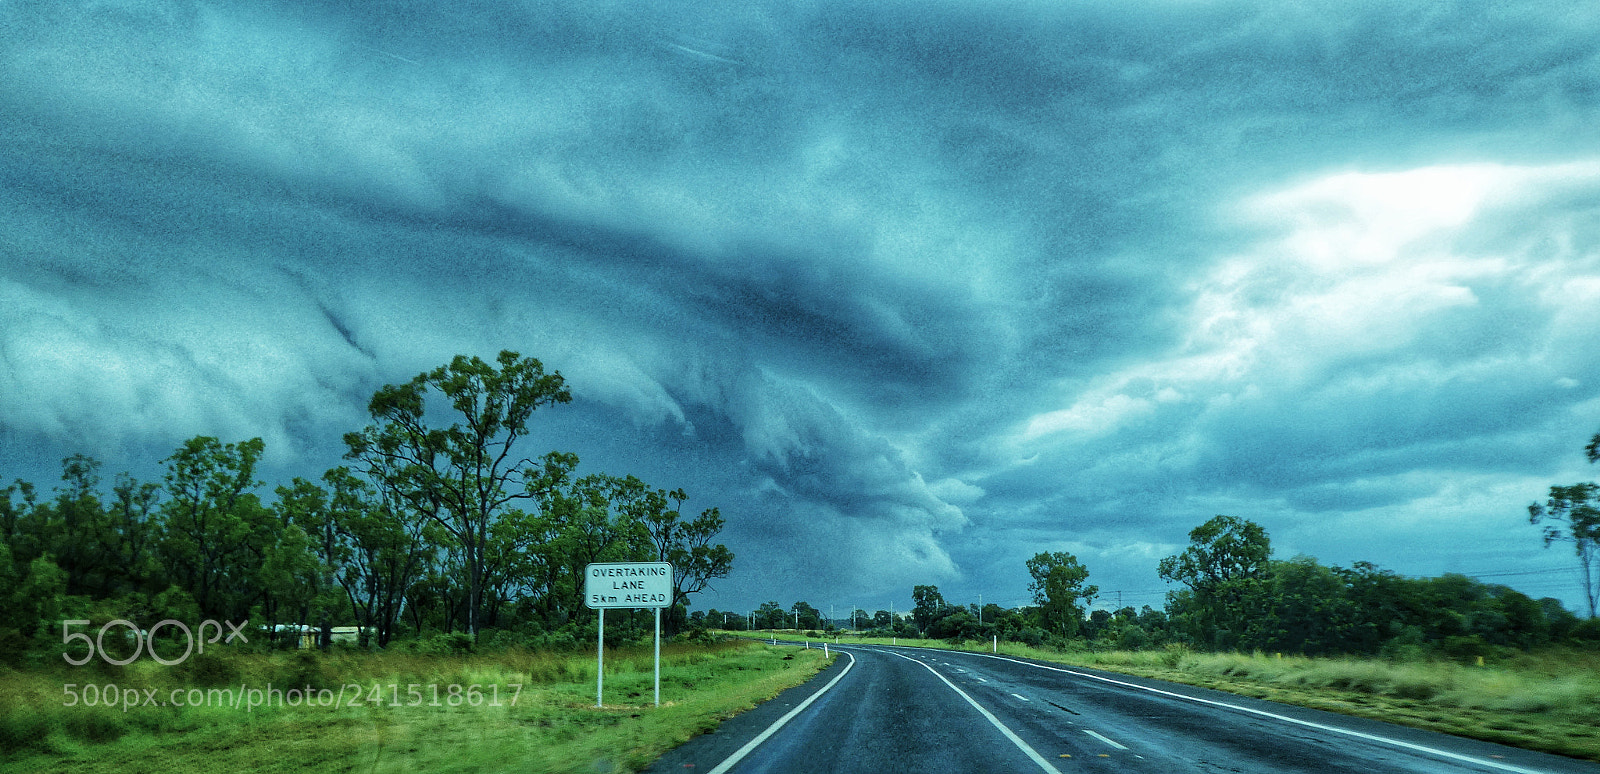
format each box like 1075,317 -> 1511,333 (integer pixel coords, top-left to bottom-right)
1011,693 -> 1031,702
1084,729 -> 1128,750
954,652 -> 1557,774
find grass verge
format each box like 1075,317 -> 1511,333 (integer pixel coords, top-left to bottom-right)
748,630 -> 1600,762
0,639 -> 832,774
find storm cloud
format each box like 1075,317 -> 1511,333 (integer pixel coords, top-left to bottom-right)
4,0 -> 1600,613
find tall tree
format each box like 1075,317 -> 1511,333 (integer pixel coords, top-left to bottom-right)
790,601 -> 822,629
911,584 -> 947,633
343,351 -> 571,639
158,437 -> 269,620
1026,552 -> 1097,638
332,466 -> 434,648
627,480 -> 734,634
1527,429 -> 1600,619
109,472 -> 162,596
1530,482 -> 1599,619
754,600 -> 785,630
1159,515 -> 1271,647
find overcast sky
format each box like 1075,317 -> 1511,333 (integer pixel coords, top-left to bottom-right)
4,0 -> 1600,616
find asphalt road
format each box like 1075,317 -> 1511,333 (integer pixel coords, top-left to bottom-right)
644,644 -> 1600,774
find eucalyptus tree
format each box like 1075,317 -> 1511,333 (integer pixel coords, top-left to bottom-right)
343,351 -> 571,639
1526,430 -> 1600,619
158,437 -> 269,620
109,472 -> 162,595
323,466 -> 435,647
616,478 -> 734,633
911,585 -> 947,633
1530,482 -> 1599,619
1025,552 -> 1097,638
1159,514 -> 1272,645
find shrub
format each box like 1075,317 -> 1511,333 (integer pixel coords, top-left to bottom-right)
1117,625 -> 1152,651
1439,635 -> 1490,663
0,708 -> 52,753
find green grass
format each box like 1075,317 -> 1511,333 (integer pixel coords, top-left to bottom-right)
745,630 -> 1600,762
0,640 -> 833,773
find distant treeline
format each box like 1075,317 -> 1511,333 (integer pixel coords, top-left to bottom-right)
726,432 -> 1600,659
0,352 -> 732,664
724,514 -> 1600,659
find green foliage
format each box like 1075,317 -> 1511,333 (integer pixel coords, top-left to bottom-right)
0,350 -> 736,662
1159,515 -> 1270,647
910,585 -> 946,633
1026,551 -> 1096,638
1530,481 -> 1600,618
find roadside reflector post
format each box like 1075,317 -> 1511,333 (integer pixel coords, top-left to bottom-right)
993,635 -> 997,653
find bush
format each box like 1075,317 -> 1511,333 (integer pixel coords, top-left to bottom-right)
404,632 -> 474,655
1117,625 -> 1151,651
1439,635 -> 1490,663
61,709 -> 128,744
0,709 -> 52,754
178,650 -> 243,686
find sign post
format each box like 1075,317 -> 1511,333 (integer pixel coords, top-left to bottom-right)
584,561 -> 672,708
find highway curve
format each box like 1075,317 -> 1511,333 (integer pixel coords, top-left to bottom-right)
644,644 -> 1600,774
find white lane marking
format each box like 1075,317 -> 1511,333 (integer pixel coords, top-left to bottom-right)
1083,729 -> 1128,750
705,651 -> 856,774
1011,693 -> 1031,702
974,677 -> 988,682
881,651 -> 1062,774
952,652 -> 1556,774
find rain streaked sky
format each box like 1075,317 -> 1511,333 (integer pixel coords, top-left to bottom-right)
4,0 -> 1600,615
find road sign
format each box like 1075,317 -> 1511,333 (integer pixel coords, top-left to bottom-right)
584,562 -> 673,708
584,561 -> 672,609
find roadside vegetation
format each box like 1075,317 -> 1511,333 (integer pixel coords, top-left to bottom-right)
0,639 -> 831,774
1,351 -> 734,670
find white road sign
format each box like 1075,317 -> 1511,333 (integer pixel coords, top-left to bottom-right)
584,562 -> 673,609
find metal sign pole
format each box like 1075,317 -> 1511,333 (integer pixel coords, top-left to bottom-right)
596,608 -> 604,708
654,607 -> 662,707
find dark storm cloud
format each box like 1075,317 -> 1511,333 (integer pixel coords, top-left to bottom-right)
4,0 -> 1600,610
